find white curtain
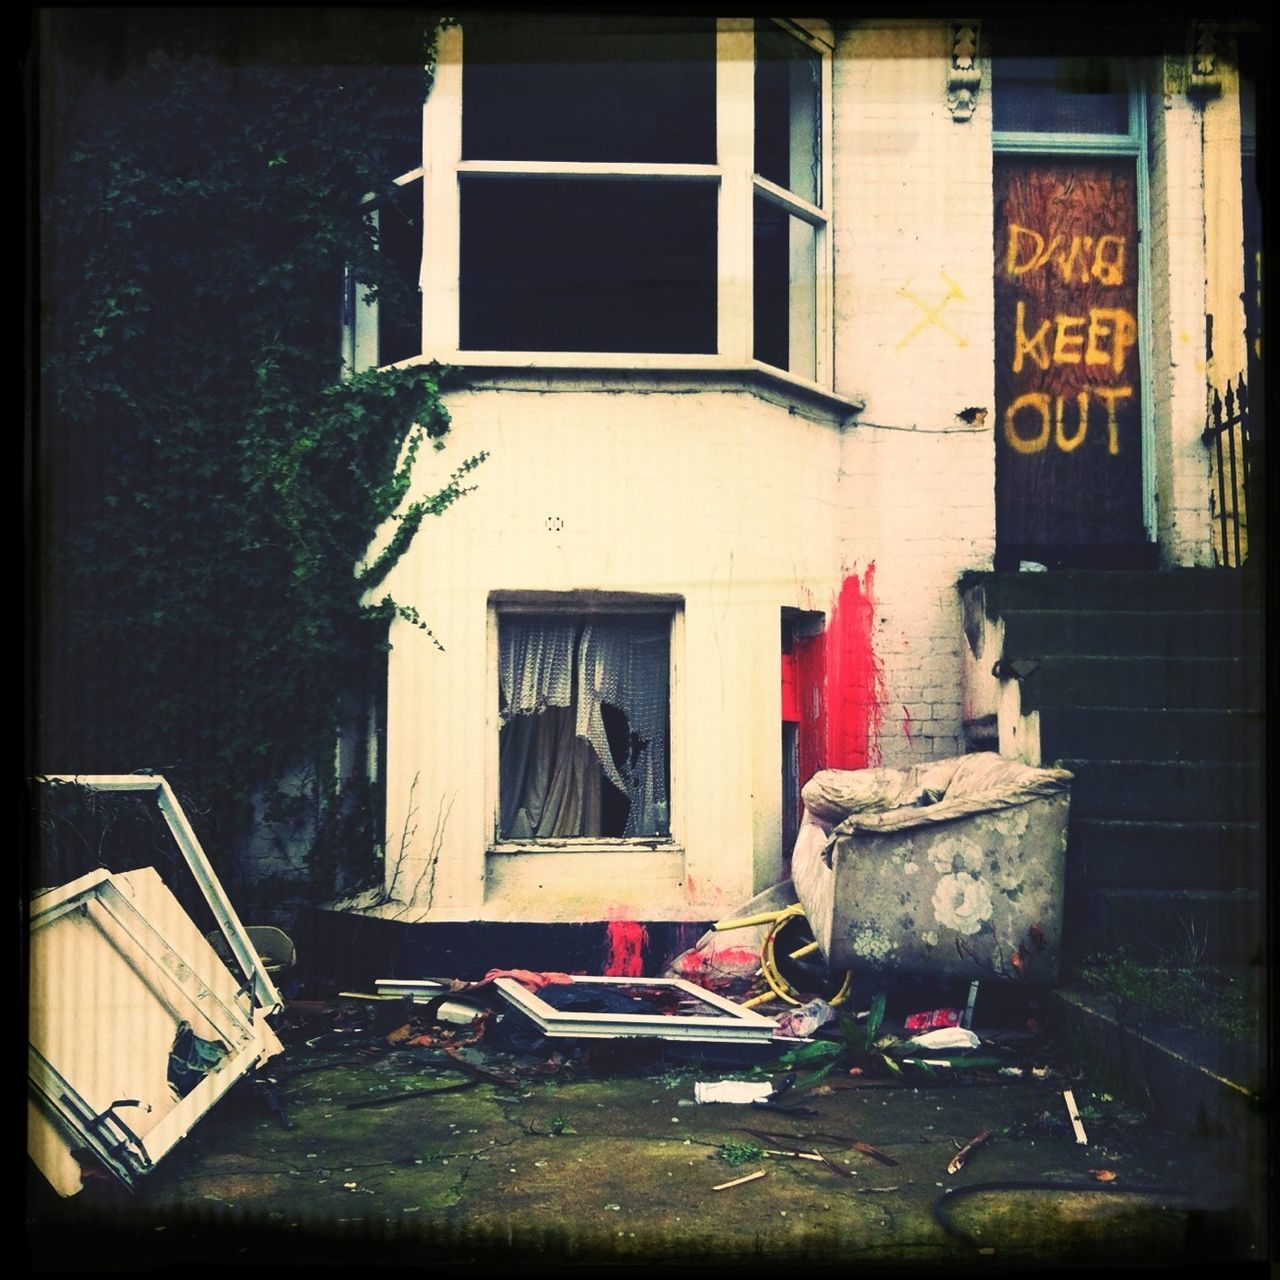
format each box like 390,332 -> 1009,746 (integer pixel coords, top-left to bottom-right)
499,616 -> 669,838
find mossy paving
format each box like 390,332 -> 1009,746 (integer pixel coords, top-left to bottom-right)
45,1050 -> 1261,1263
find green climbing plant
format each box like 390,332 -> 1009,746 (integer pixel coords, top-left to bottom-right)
35,11 -> 474,900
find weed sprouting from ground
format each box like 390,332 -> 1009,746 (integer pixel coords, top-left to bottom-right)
716,1141 -> 764,1167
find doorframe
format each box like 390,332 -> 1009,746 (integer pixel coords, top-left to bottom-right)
992,61 -> 1156,545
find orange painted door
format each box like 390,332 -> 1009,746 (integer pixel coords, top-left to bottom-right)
994,157 -> 1145,558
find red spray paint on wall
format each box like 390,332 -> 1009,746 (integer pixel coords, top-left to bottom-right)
825,566 -> 885,769
791,565 -> 886,788
603,919 -> 648,976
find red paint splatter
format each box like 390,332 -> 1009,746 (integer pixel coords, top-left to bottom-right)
603,920 -> 648,976
790,565 -> 885,789
684,873 -> 698,900
670,942 -> 757,988
826,566 -> 884,769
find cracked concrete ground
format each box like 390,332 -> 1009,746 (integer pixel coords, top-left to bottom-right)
26,1009 -> 1268,1269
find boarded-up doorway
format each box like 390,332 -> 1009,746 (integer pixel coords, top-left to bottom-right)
994,157 -> 1147,566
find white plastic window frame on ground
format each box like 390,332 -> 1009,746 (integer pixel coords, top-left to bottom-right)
28,867 -> 277,1193
486,595 -> 684,855
36,775 -> 282,1014
347,17 -> 835,394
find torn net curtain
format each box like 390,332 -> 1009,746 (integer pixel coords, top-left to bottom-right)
498,617 -> 669,839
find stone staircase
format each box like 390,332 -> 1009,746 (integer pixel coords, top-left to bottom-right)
961,569 -> 1265,968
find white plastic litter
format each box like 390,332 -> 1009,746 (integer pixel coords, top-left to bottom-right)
774,996 -> 836,1038
693,1081 -> 776,1105
905,1026 -> 982,1052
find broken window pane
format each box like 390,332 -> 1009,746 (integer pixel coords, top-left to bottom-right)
754,19 -> 822,206
498,614 -> 670,840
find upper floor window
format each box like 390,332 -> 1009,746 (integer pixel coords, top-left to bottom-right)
349,17 -> 834,388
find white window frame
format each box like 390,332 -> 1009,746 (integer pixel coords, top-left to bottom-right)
410,17 -> 834,391
485,593 -> 685,855
343,164 -> 426,376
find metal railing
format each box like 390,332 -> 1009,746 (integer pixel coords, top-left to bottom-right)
1203,376 -> 1257,568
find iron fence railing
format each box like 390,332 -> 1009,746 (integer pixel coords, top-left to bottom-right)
1203,376 -> 1258,568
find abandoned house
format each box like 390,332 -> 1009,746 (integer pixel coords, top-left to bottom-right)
308,15 -> 1262,976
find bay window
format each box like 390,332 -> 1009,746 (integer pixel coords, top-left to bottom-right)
401,16 -> 833,386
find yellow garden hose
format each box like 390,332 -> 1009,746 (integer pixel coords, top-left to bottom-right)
756,905 -> 853,1008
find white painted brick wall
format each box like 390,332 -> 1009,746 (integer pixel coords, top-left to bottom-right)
832,21 -> 995,770
346,19 -> 1232,926
1147,62 -> 1213,566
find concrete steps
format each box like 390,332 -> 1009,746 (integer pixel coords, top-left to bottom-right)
965,569 -> 1264,966
1041,707 -> 1263,763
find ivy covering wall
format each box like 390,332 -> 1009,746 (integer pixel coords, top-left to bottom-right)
34,11 -> 469,905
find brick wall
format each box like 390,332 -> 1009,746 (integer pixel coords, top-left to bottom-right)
833,20 -> 997,769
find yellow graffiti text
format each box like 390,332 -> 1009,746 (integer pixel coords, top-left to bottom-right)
1085,309 -> 1137,375
1006,224 -> 1127,286
1013,303 -> 1137,375
1003,386 -> 1133,456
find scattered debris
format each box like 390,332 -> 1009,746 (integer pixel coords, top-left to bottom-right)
904,1008 -> 962,1032
694,1081 -> 775,1105
1089,1168 -> 1118,1182
712,1169 -> 767,1192
492,975 -> 777,1044
168,1021 -> 230,1099
946,1129 -> 993,1175
812,1150 -> 857,1179
1063,1089 -> 1088,1145
961,981 -> 980,1030
29,785 -> 284,1200
344,1077 -> 477,1110
775,996 -> 837,1038
905,1027 -> 982,1052
851,1140 -> 899,1167
792,755 -> 1071,981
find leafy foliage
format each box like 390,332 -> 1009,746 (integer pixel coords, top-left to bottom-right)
716,1141 -> 764,1167
35,12 -> 471,902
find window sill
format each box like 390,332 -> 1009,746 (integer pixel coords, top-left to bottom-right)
385,352 -> 865,427
489,838 -> 681,855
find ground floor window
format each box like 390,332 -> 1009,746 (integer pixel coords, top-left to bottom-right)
497,612 -> 670,841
